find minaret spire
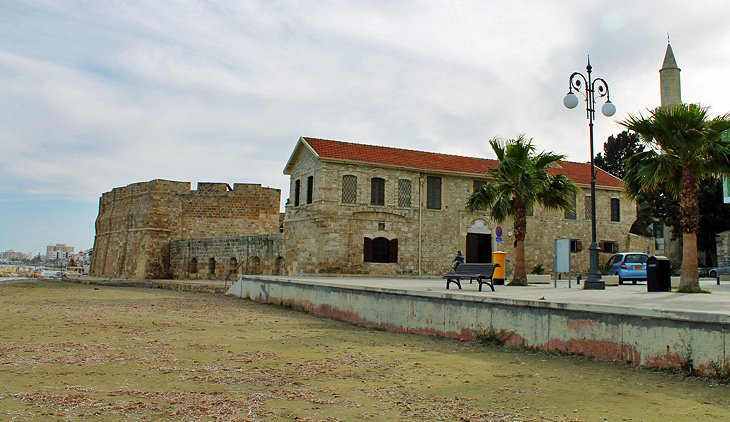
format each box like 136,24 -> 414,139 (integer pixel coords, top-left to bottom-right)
660,41 -> 681,106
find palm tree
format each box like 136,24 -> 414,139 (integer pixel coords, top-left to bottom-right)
466,135 -> 578,286
620,104 -> 730,292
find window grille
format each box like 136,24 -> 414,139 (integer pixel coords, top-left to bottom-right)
398,179 -> 411,207
342,175 -> 357,204
584,196 -> 592,220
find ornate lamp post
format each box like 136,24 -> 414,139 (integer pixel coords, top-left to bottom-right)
563,57 -> 616,290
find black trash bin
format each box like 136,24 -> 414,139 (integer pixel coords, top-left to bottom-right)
647,256 -> 671,292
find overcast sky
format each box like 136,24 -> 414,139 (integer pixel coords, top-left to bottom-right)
2,0 -> 730,255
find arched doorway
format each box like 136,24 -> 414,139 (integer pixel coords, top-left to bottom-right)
229,257 -> 238,277
188,257 -> 198,274
466,219 -> 492,263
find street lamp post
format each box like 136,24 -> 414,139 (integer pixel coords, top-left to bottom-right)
563,57 -> 616,290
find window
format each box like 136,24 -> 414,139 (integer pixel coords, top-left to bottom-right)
427,176 -> 442,210
188,257 -> 198,274
653,220 -> 665,239
363,237 -> 398,263
306,176 -> 314,204
610,198 -> 620,222
570,239 -> 583,253
473,180 -> 487,192
398,179 -> 412,207
600,241 -> 619,253
584,196 -> 592,220
526,205 -> 534,217
294,179 -> 300,207
564,194 -> 576,220
342,175 -> 357,204
208,257 -> 216,275
229,257 -> 238,276
378,222 -> 385,231
371,178 -> 385,206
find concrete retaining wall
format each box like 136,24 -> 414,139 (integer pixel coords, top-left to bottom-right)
229,277 -> 729,376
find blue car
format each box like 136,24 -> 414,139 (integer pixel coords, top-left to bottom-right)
605,252 -> 649,285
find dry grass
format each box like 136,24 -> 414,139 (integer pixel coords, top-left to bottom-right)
1,281 -> 729,421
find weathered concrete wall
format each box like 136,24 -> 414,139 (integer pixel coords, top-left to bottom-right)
284,147 -> 636,276
170,234 -> 285,280
91,179 -> 280,279
230,277 -> 729,376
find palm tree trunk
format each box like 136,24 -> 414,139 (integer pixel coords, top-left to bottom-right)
512,237 -> 527,285
510,202 -> 528,286
679,165 -> 700,291
680,232 -> 699,290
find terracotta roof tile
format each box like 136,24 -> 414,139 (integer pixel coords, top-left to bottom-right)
301,137 -> 623,188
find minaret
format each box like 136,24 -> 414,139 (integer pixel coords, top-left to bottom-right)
659,43 -> 681,106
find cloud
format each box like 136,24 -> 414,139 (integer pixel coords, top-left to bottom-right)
1,0 -> 730,252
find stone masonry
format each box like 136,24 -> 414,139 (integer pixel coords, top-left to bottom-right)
283,137 -> 640,277
169,234 -> 284,281
91,179 -> 280,279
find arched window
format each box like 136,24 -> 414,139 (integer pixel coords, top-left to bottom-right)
249,256 -> 261,274
208,257 -> 216,275
306,176 -> 314,204
294,179 -> 301,207
188,257 -> 198,274
275,256 -> 285,275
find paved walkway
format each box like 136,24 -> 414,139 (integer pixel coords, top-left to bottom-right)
249,275 -> 730,318
61,275 -> 729,319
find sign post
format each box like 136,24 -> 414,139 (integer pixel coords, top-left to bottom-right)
554,238 -> 572,288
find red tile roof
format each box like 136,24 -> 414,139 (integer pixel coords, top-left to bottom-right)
300,137 -> 623,188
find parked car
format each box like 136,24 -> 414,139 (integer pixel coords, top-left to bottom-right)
673,266 -> 710,277
605,252 -> 649,284
708,262 -> 730,278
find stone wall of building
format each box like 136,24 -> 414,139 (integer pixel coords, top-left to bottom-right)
284,147 -> 636,277
91,179 -> 280,279
170,234 -> 284,280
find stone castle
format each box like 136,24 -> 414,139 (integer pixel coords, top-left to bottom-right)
90,180 -> 281,279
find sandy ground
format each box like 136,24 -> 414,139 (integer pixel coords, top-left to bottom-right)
1,281 -> 729,421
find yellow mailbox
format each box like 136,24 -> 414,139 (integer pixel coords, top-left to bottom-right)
492,251 -> 506,285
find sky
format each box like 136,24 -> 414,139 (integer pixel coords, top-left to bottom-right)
1,0 -> 730,256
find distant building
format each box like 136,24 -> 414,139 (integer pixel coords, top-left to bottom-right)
46,243 -> 75,261
0,250 -> 30,261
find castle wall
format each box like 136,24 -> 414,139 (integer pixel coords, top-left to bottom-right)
91,179 -> 280,279
284,149 -> 636,277
169,234 -> 284,280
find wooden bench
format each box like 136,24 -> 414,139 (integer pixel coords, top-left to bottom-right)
443,263 -> 499,292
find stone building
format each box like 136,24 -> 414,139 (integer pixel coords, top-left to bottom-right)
283,137 -> 637,277
170,234 -> 284,280
91,179 -> 280,279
